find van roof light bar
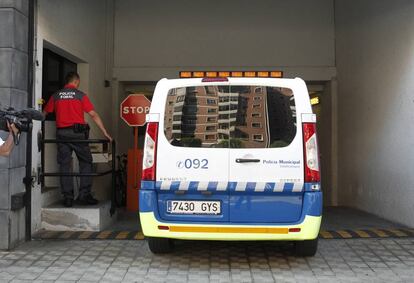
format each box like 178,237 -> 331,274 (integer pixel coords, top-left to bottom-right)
179,71 -> 283,78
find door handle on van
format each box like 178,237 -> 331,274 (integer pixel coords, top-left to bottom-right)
235,158 -> 261,163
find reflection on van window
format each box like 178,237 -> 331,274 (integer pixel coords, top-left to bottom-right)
164,86 -> 296,148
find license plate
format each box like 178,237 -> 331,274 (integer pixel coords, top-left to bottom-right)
167,200 -> 221,215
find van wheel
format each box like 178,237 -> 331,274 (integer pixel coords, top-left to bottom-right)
147,237 -> 174,254
295,239 -> 318,257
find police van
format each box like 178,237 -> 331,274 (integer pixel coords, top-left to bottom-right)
139,75 -> 322,256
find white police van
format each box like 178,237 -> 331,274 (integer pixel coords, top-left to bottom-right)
140,76 -> 322,256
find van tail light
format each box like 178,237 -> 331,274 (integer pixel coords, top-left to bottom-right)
302,122 -> 320,183
142,122 -> 158,181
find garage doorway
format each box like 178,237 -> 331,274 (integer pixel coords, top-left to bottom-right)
41,48 -> 77,191
307,81 -> 334,207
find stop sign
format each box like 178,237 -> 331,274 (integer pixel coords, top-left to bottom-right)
120,94 -> 151,126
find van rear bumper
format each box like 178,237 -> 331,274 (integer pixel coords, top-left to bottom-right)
140,212 -> 321,241
139,189 -> 322,241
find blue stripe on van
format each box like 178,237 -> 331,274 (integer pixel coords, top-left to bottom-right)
264,182 -> 275,192
188,181 -> 199,191
207,182 -> 218,190
147,181 -> 304,193
283,183 -> 294,193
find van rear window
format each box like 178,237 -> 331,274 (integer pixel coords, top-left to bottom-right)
164,85 -> 296,148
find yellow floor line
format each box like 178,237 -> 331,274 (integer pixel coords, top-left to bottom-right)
59,231 -> 75,239
115,231 -> 130,240
354,230 -> 371,238
79,231 -> 94,239
42,231 -> 59,238
336,230 -> 353,239
97,231 -> 112,239
387,229 -> 407,237
371,229 -> 389,237
319,231 -> 334,239
134,232 -> 145,240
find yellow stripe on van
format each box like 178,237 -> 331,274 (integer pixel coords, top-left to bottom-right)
139,212 -> 321,241
169,226 -> 289,234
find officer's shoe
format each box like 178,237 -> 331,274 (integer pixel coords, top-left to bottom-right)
76,194 -> 99,206
63,197 -> 73,208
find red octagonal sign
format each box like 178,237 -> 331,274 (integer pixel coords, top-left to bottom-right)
120,94 -> 151,127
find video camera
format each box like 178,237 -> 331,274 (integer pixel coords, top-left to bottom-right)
0,106 -> 44,144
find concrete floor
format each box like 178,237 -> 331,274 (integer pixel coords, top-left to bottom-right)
321,207 -> 407,231
108,206 -> 409,232
1,238 -> 414,282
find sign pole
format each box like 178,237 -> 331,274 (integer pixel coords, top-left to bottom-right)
133,127 -> 138,188
120,94 -> 151,211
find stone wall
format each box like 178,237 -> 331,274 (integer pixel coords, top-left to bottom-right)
0,0 -> 29,250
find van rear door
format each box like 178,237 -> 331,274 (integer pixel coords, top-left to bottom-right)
156,82 -> 231,222
227,82 -> 304,223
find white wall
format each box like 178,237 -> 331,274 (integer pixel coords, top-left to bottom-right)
113,0 -> 336,81
335,0 -> 414,226
32,0 -> 114,232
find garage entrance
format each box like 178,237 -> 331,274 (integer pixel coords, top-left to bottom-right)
26,0 -> 413,244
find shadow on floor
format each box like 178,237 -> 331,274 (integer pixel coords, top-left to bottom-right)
108,206 -> 408,232
321,206 -> 407,230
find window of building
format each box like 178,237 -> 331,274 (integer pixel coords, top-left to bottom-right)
164,85 -> 296,149
255,87 -> 263,94
230,86 -> 296,148
183,105 -> 197,114
165,87 -> 228,148
206,99 -> 216,105
252,134 -> 264,141
219,105 -> 229,111
176,95 -> 185,102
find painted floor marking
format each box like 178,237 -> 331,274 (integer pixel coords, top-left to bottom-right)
336,230 -> 353,239
354,230 -> 371,238
33,228 -> 413,240
319,231 -> 334,239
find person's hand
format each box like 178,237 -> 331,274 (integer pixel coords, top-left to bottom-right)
104,132 -> 113,142
7,122 -> 19,136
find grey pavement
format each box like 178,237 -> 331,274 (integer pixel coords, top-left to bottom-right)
1,238 -> 414,282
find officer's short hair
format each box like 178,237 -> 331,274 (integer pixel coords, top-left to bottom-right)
65,72 -> 80,84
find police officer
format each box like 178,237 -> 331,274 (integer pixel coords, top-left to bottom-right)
43,72 -> 112,207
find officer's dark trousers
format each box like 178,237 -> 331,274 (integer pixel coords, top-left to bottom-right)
56,128 -> 93,199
